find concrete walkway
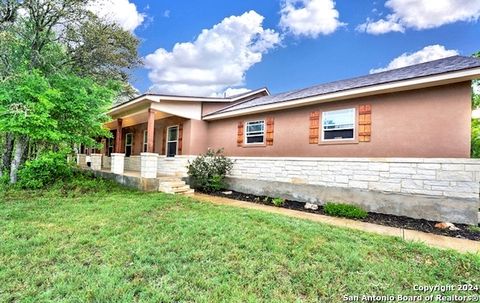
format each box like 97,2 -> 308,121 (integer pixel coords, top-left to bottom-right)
193,193 -> 480,254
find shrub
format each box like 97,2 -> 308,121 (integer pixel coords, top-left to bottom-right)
17,152 -> 74,189
468,225 -> 480,233
323,202 -> 368,219
272,197 -> 285,207
187,148 -> 234,192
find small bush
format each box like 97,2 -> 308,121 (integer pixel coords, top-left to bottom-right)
187,148 -> 234,192
323,202 -> 368,219
468,225 -> 480,233
17,152 -> 74,189
272,197 -> 285,207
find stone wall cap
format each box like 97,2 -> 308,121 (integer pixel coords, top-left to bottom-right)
141,153 -> 159,156
227,156 -> 480,164
111,153 -> 125,156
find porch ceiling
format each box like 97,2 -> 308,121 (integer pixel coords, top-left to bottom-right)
105,110 -> 172,130
106,96 -> 203,128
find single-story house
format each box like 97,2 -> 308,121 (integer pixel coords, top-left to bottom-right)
78,55 -> 480,224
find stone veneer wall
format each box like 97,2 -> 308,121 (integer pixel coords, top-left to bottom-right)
124,156 -> 141,171
228,157 -> 480,199
226,157 -> 480,224
102,156 -> 111,169
157,155 -> 193,177
92,154 -> 480,224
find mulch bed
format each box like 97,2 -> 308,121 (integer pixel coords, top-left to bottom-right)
205,190 -> 480,241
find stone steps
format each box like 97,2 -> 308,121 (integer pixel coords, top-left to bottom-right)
158,175 -> 194,195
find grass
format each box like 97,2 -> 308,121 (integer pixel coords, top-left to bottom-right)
1,177 -> 479,302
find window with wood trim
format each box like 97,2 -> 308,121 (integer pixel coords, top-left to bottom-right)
322,108 -> 355,141
166,125 -> 178,157
125,133 -> 133,157
107,137 -> 114,156
143,130 -> 148,153
245,120 -> 265,144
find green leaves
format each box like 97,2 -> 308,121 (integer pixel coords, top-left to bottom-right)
0,70 -> 58,140
0,68 -> 119,147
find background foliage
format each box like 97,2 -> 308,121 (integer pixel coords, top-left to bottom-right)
0,0 -> 141,184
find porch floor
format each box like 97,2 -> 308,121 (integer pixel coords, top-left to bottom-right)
99,169 -> 174,178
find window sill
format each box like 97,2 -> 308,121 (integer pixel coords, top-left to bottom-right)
318,139 -> 358,145
242,143 -> 267,148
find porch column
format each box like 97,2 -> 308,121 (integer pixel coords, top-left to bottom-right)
77,154 -> 87,169
115,118 -> 123,153
147,109 -> 155,153
141,153 -> 158,178
90,154 -> 102,171
111,153 -> 125,175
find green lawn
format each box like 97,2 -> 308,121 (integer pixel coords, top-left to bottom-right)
1,178 -> 479,302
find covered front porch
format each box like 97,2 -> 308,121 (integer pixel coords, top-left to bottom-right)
77,94 -> 209,176
75,94 -> 212,193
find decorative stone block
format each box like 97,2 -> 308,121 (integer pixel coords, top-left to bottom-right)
77,154 -> 87,169
90,154 -> 102,171
111,153 -> 125,175
141,153 -> 158,178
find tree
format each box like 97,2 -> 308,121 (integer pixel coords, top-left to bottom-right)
0,70 -> 58,182
0,0 -> 141,183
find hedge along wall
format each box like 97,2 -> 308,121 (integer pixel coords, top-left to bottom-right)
226,157 -> 480,224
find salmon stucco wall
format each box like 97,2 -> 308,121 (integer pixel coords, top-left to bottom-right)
114,116 -> 187,156
205,82 -> 473,158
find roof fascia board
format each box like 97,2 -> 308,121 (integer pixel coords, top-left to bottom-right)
108,88 -> 270,115
204,68 -> 480,120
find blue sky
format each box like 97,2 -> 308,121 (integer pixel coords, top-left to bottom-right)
109,0 -> 480,96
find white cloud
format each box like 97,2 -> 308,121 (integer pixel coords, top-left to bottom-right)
223,88 -> 252,97
357,0 -> 480,34
279,0 -> 345,38
163,10 -> 170,18
89,0 -> 145,32
145,11 -> 280,96
370,44 -> 458,74
356,15 -> 404,35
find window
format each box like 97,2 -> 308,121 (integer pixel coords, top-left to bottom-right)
143,130 -> 148,153
125,133 -> 133,157
245,120 -> 265,144
322,108 -> 355,141
107,137 -> 114,156
166,126 -> 178,157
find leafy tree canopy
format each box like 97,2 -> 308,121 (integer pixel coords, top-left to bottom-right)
0,0 -> 141,182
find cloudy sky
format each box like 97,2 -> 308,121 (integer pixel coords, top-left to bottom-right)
100,0 -> 480,97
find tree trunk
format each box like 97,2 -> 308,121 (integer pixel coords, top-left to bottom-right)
1,132 -> 14,176
19,138 -> 30,167
9,136 -> 27,184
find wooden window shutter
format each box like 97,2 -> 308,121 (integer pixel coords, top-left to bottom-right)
309,111 -> 320,144
358,104 -> 372,142
178,123 -> 183,155
266,118 -> 274,146
237,121 -> 244,146
162,127 -> 167,155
